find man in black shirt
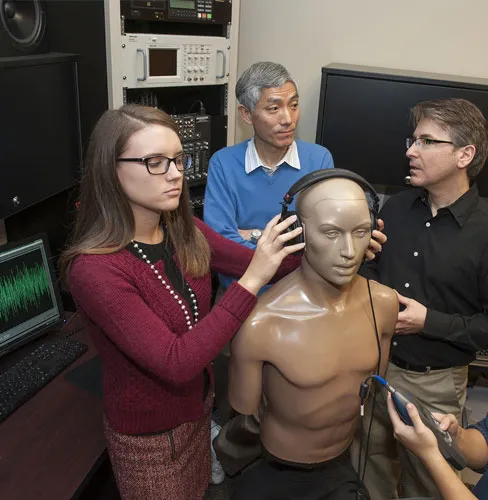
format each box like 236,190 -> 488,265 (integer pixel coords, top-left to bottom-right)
361,98 -> 488,500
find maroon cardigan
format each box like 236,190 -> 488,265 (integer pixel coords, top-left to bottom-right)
69,217 -> 299,434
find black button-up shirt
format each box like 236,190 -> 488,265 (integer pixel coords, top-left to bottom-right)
363,185 -> 488,367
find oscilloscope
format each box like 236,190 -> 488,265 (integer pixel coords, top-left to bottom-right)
0,234 -> 64,357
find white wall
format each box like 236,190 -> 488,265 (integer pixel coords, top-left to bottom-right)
235,0 -> 488,143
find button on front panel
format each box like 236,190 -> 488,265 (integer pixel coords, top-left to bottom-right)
183,45 -> 211,83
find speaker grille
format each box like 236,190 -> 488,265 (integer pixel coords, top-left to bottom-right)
0,0 -> 45,50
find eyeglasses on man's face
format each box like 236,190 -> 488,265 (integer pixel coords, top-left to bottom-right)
405,137 -> 454,150
117,153 -> 192,175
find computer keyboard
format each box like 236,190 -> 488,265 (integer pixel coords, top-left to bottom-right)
0,336 -> 88,423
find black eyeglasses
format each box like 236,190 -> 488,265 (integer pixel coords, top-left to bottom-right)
117,153 -> 192,175
406,137 -> 454,149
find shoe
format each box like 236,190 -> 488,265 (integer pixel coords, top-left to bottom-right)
210,419 -> 226,485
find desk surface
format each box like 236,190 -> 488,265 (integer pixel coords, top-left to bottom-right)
0,319 -> 105,500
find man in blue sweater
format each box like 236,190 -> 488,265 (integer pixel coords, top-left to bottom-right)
204,61 -> 334,292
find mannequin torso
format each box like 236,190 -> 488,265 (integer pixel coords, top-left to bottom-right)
233,268 -> 396,463
228,178 -> 398,466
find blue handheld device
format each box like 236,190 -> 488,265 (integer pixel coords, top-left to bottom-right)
371,375 -> 466,470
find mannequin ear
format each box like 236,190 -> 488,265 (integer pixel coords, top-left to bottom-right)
457,144 -> 476,170
238,104 -> 253,126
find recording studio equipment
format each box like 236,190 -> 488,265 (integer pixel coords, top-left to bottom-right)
190,194 -> 205,220
279,168 -> 380,246
172,112 -> 211,184
0,53 -> 82,220
0,0 -> 49,56
0,1 -> 108,172
0,1 -> 108,221
121,0 -> 232,25
118,1 -> 232,222
190,195 -> 204,210
0,234 -> 64,357
121,33 -> 229,88
372,375 -> 467,471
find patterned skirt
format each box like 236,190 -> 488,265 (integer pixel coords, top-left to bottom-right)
104,394 -> 212,500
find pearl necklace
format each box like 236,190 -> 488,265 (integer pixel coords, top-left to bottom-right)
131,241 -> 199,330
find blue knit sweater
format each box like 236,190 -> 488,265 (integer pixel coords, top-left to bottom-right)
204,139 -> 334,289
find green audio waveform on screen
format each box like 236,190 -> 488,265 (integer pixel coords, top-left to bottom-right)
0,263 -> 50,323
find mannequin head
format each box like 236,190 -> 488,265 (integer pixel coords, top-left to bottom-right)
296,178 -> 371,287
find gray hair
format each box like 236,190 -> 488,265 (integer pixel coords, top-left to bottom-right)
235,62 -> 297,112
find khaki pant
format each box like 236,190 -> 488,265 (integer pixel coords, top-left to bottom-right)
351,362 -> 468,500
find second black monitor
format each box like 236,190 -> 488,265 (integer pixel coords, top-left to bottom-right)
316,64 -> 488,197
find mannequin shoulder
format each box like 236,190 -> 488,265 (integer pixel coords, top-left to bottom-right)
231,304 -> 277,357
236,306 -> 274,340
367,280 -> 399,316
368,280 -> 398,305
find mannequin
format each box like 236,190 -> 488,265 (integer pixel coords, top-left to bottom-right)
228,178 -> 399,500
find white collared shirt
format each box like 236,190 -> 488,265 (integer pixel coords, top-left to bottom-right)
244,138 -> 301,176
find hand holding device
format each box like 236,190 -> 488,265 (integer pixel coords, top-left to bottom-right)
373,375 -> 466,470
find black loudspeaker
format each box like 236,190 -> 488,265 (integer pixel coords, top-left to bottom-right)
45,0 -> 108,151
0,0 -> 49,56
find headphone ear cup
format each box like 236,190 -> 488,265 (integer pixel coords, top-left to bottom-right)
280,210 -> 304,246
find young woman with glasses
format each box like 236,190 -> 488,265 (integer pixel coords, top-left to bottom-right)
59,104 -> 305,500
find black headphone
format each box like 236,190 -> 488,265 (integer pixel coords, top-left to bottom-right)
279,168 -> 380,246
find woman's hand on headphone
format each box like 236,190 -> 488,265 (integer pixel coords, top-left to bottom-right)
365,218 -> 386,261
238,214 -> 305,295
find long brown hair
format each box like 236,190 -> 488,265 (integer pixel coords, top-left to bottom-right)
59,104 -> 210,284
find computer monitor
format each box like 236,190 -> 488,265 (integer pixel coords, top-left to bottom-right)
0,235 -> 64,357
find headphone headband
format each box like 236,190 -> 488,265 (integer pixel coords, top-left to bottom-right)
282,168 -> 380,215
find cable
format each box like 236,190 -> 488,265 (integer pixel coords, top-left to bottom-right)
361,280 -> 381,481
356,280 -> 382,499
188,99 -> 206,115
356,377 -> 371,498
368,279 -> 382,376
371,374 -> 388,386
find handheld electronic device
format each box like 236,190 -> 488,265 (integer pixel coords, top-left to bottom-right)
371,375 -> 466,470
